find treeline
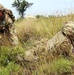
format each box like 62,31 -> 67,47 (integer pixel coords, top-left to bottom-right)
35,13 -> 74,19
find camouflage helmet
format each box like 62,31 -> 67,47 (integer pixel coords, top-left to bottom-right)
62,21 -> 74,36
0,4 -> 4,10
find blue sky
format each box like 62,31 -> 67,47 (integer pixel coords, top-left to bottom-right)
0,0 -> 74,18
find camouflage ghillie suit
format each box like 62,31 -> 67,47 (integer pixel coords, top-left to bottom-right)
46,21 -> 74,57
62,21 -> 74,45
24,21 -> 74,62
0,4 -> 18,46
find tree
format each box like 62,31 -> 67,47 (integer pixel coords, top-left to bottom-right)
12,0 -> 33,18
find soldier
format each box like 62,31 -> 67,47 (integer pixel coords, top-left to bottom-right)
46,21 -> 74,57
62,21 -> 74,48
0,4 -> 18,46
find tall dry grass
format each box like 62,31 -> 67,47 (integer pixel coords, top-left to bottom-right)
15,14 -> 74,41
14,14 -> 74,75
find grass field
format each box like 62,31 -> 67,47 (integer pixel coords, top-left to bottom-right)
0,14 -> 74,75
15,14 -> 74,49
15,14 -> 74,39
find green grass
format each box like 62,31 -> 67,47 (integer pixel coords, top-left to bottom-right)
0,46 -> 24,75
32,57 -> 74,75
0,62 -> 20,75
49,57 -> 74,74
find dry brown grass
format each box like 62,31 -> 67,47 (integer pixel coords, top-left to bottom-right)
15,14 -> 74,41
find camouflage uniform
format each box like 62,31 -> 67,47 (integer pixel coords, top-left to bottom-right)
46,21 -> 74,57
25,21 -> 74,61
0,4 -> 18,46
62,21 -> 74,47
